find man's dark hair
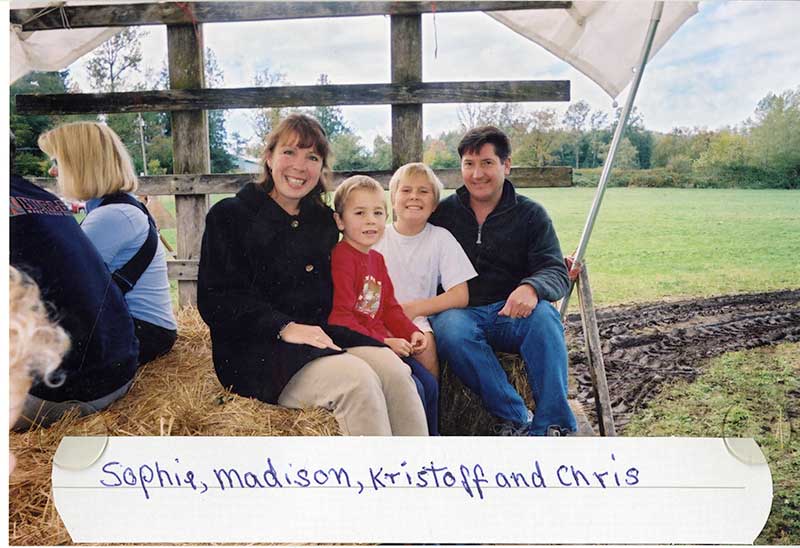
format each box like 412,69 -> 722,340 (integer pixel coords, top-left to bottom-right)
457,126 -> 511,162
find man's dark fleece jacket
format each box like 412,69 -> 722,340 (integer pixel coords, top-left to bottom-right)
430,179 -> 569,307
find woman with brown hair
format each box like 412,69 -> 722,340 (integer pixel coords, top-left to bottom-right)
197,113 -> 428,436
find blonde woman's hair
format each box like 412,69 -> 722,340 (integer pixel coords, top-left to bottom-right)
332,175 -> 386,215
388,162 -> 445,204
38,121 -> 138,200
9,266 -> 69,409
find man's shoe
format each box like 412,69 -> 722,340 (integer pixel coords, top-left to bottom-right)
493,420 -> 531,436
546,425 -> 574,437
493,409 -> 534,436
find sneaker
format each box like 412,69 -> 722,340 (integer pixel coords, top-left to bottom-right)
546,425 -> 573,437
493,409 -> 534,436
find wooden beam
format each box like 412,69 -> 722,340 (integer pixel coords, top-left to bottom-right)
577,264 -> 617,437
32,167 -> 572,196
15,80 -> 570,115
12,2 -> 571,31
168,24 -> 209,307
391,14 -> 423,169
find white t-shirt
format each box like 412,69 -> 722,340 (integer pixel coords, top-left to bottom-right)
374,223 -> 477,332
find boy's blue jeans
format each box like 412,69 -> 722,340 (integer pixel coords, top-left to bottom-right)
404,357 -> 439,436
430,300 -> 576,435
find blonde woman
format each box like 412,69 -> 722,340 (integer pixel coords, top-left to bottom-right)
9,266 -> 68,470
39,122 -> 177,365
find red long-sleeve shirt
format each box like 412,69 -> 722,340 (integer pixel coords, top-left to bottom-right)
328,240 -> 419,342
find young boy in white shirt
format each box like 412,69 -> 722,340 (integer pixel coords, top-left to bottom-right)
375,163 -> 477,378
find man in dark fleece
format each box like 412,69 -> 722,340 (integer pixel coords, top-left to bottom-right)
429,126 -> 576,436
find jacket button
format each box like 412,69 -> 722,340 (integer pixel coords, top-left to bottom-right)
305,264 -> 314,272
291,220 -> 299,228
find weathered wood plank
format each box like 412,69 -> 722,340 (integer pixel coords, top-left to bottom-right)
391,14 -> 423,168
31,167 -> 572,196
15,81 -> 570,115
12,2 -> 571,31
168,260 -> 199,281
169,24 -> 209,307
577,264 -> 617,437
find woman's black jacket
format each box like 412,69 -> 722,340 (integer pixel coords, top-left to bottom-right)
197,182 -> 379,403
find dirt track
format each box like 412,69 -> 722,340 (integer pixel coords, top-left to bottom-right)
565,289 -> 800,431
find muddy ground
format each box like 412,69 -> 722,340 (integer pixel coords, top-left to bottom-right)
565,289 -> 800,431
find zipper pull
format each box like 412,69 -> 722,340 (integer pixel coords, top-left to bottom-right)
476,224 -> 483,245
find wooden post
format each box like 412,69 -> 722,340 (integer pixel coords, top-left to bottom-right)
390,14 -> 422,168
168,24 -> 210,307
577,263 -> 617,436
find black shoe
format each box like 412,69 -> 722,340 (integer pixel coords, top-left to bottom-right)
493,409 -> 534,436
546,425 -> 574,437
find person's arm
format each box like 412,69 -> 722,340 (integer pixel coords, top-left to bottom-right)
402,283 -> 468,322
80,205 -> 142,267
402,228 -> 476,320
500,204 -> 569,318
520,204 -> 569,303
197,201 -> 292,339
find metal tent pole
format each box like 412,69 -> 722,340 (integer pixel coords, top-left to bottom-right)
559,1 -> 665,319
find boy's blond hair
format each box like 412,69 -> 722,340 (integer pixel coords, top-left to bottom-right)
332,175 -> 386,215
9,266 -> 69,416
389,162 -> 445,204
38,121 -> 138,201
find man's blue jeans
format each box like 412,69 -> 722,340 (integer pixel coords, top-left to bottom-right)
431,300 -> 576,435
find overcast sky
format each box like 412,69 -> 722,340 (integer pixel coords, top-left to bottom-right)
67,1 -> 800,150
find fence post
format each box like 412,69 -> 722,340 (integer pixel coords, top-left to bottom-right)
167,24 -> 210,307
390,14 -> 423,167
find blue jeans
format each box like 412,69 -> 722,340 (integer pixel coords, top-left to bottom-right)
404,357 -> 439,436
431,300 -> 576,435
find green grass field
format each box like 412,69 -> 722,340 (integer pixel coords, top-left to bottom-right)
159,188 -> 800,307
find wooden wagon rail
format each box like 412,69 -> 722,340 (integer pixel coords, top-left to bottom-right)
16,81 -> 570,115
11,1 -> 571,30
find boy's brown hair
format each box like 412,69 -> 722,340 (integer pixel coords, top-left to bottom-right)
332,175 -> 386,215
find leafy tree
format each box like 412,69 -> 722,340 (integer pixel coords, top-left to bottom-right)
10,70 -> 70,175
312,74 -> 351,138
205,48 -> 236,173
249,67 -> 290,144
514,108 -> 563,167
85,28 -> 147,92
423,138 -> 459,169
746,86 -> 800,183
563,100 -> 591,167
330,133 -> 370,170
695,130 -> 748,171
599,137 -> 639,169
370,135 -> 392,170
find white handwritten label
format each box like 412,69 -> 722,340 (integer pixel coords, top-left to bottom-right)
51,436 -> 771,544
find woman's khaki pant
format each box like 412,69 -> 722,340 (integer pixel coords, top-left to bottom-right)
278,346 -> 428,436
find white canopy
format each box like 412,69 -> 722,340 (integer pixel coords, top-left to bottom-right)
10,1 -> 698,98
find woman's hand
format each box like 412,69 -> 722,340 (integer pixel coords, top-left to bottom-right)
385,337 -> 412,357
279,322 -> 342,351
410,331 -> 428,355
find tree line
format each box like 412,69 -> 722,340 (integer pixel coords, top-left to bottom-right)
10,29 -> 798,189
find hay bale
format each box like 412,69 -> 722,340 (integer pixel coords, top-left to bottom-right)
439,352 -> 534,435
9,307 -> 339,546
439,353 -> 592,436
